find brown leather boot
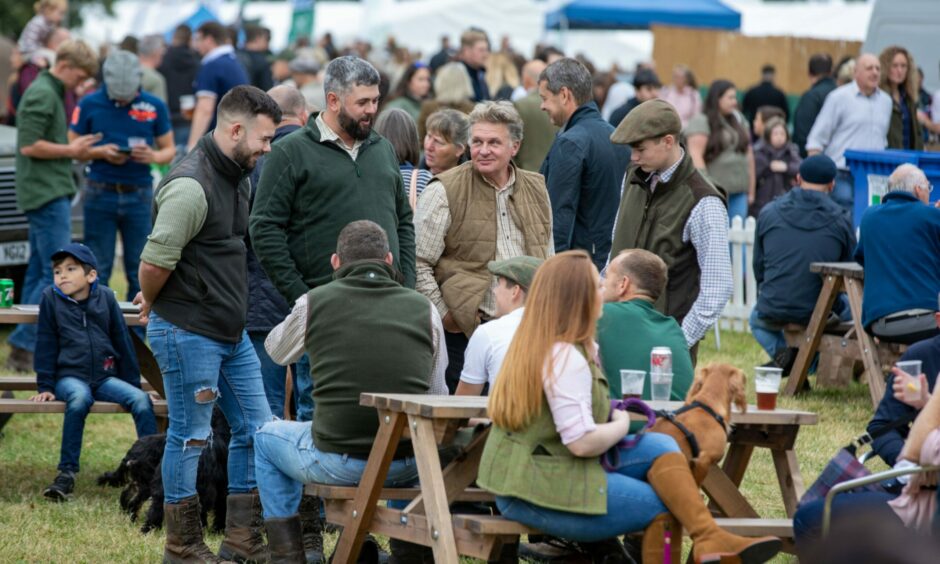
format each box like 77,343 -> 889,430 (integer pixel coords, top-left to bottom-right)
298,495 -> 324,563
163,495 -> 224,563
218,492 -> 268,563
265,516 -> 305,564
646,452 -> 781,563
641,513 -> 682,564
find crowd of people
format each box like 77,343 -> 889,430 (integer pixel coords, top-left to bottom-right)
7,1 -> 940,562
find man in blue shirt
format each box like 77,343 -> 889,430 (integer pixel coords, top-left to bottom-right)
186,21 -> 249,150
69,50 -> 175,300
855,163 -> 940,344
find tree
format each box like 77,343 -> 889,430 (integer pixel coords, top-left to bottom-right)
0,0 -> 115,41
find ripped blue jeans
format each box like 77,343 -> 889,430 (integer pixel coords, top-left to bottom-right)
148,312 -> 273,504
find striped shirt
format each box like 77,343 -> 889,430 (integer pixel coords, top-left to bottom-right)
401,164 -> 432,199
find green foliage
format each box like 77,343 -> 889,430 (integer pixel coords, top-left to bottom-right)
0,0 -> 115,41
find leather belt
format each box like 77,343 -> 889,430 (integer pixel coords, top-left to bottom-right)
87,180 -> 150,193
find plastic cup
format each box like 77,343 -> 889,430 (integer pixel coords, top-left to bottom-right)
650,372 -> 673,402
620,369 -> 645,400
896,360 -> 923,402
180,95 -> 196,120
755,366 -> 783,410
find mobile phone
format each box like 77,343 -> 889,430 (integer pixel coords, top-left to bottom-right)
117,146 -> 132,154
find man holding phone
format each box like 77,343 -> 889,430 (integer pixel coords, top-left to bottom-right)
69,50 -> 175,301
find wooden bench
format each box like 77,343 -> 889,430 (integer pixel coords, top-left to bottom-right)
0,397 -> 167,415
0,376 -> 155,393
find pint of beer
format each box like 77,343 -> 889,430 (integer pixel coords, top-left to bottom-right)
180,95 -> 196,121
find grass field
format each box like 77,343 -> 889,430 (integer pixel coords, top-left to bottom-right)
0,276 -> 885,562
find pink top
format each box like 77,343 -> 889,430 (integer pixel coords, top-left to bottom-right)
544,342 -> 601,445
660,86 -> 702,127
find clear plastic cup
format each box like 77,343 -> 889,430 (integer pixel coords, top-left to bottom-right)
755,366 -> 783,410
180,95 -> 196,120
650,372 -> 673,402
620,369 -> 645,400
896,360 -> 923,402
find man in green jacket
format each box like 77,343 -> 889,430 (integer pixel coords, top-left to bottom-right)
7,40 -> 100,371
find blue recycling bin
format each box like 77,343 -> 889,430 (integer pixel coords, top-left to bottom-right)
845,149 -> 940,228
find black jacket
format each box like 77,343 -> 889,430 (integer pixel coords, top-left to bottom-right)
540,102 -> 631,270
158,45 -> 200,120
462,61 -> 490,102
742,80 -> 789,126
608,98 -> 640,128
792,77 -> 836,157
238,49 -> 274,91
35,284 -> 140,394
753,187 -> 855,322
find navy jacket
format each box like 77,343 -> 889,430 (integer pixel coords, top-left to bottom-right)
792,77 -> 836,157
754,187 -> 855,322
868,334 -> 940,466
246,123 -> 300,333
855,192 -> 940,328
35,284 -> 140,394
540,102 -> 631,270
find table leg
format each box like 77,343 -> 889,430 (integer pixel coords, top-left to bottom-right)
332,410 -> 406,563
702,466 -> 760,518
406,425 -> 490,515
844,277 -> 885,407
784,274 -> 842,396
771,449 -> 805,518
408,414 -> 460,563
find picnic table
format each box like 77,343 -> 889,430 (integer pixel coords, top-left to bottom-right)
781,262 -> 895,406
321,393 -> 817,562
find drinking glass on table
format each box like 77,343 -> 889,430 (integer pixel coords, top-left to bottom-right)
620,369 -> 645,400
755,366 -> 783,410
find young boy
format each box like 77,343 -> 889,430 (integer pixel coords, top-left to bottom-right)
29,243 -> 156,501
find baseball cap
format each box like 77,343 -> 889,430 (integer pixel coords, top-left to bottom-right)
103,50 -> 142,101
487,256 -> 544,290
51,243 -> 98,270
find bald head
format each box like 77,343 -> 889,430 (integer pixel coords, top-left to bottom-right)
522,59 -> 547,91
854,53 -> 881,95
267,84 -> 308,126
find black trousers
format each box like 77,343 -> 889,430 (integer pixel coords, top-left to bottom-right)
444,331 -> 470,394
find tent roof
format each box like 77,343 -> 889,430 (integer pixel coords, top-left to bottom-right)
545,0 -> 741,31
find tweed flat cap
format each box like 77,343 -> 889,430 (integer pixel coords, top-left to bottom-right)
610,99 -> 682,145
487,256 -> 544,290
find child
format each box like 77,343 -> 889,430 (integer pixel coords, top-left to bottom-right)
751,104 -> 786,143
750,117 -> 801,217
29,243 -> 156,502
17,0 -> 68,62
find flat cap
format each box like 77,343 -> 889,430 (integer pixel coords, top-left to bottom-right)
799,154 -> 837,184
487,256 -> 544,290
103,50 -> 142,102
610,99 -> 682,145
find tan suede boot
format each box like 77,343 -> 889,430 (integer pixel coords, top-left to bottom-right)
218,492 -> 268,563
163,496 -> 225,563
646,452 -> 782,563
641,513 -> 682,564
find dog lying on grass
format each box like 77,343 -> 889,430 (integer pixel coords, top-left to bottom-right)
97,406 -> 230,533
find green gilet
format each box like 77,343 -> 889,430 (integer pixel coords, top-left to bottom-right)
477,345 -> 612,515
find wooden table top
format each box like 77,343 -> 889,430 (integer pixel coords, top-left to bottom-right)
360,394 -> 818,426
810,262 -> 863,279
0,306 -> 143,326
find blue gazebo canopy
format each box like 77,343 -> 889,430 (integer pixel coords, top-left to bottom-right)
545,0 -> 742,31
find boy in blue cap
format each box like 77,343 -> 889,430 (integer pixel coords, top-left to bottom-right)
29,243 -> 156,501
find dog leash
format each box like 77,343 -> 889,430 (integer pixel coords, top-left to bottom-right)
601,399 -> 657,471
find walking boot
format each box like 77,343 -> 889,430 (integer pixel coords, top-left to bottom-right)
646,452 -> 782,563
218,492 -> 269,563
163,495 -> 224,563
266,515 -> 305,564
641,513 -> 681,564
298,495 -> 325,564
387,538 -> 434,564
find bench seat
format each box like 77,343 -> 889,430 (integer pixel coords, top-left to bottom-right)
0,376 -> 155,393
0,398 -> 168,414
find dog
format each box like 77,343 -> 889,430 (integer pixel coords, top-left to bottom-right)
649,363 -> 747,484
98,406 -> 231,533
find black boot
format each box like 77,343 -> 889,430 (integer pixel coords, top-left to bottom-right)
266,515 -> 305,564
298,495 -> 324,564
43,471 -> 75,502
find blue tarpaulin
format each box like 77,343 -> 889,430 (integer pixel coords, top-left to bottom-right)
545,0 -> 741,31
164,4 -> 221,43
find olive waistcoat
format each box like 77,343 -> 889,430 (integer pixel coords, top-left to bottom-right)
610,151 -> 725,323
477,345 -> 611,515
431,162 -> 552,335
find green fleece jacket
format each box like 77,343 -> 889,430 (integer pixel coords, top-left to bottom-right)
249,113 -> 416,303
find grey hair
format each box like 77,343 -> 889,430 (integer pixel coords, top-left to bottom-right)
888,163 -> 928,194
138,34 -> 165,57
538,58 -> 593,106
323,56 -> 380,98
468,101 -> 524,143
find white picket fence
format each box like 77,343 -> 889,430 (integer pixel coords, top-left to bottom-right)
719,216 -> 757,333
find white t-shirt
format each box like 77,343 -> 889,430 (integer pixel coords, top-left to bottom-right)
459,307 -> 525,389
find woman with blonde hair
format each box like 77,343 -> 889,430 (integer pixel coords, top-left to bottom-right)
417,62 -> 475,139
478,251 -> 781,563
879,46 -> 923,150
485,52 -> 520,101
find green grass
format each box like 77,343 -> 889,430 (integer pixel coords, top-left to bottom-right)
0,305 -> 882,562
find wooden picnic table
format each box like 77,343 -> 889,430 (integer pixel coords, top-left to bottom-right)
782,262 -> 889,406
326,393 -> 817,563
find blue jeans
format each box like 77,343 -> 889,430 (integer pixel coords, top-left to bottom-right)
254,419 -> 420,519
248,332 -> 313,420
727,192 -> 748,221
833,170 -> 854,219
148,313 -> 273,503
8,197 -> 72,352
54,376 -> 157,473
749,309 -> 788,359
82,181 -> 153,300
495,433 -> 678,542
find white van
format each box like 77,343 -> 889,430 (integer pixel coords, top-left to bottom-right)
863,0 -> 940,93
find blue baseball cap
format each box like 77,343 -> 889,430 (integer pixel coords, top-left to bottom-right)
51,243 -> 98,270
799,154 -> 837,185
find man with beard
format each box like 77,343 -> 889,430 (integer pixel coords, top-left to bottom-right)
133,85 -> 280,563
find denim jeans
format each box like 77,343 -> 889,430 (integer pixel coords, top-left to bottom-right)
254,419 -> 420,519
8,196 -> 72,352
82,181 -> 152,300
248,332 -> 313,420
833,170 -> 854,219
749,309 -> 788,359
495,432 -> 678,542
148,312 -> 273,503
54,376 -> 157,473
293,354 -> 313,423
727,192 -> 748,221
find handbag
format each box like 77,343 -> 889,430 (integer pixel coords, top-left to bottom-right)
600,398 -> 657,472
799,411 -> 917,508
